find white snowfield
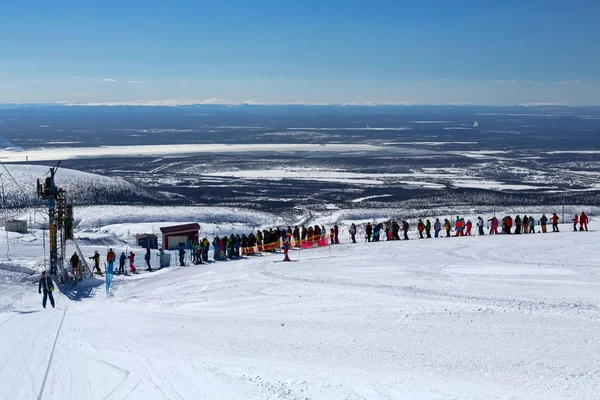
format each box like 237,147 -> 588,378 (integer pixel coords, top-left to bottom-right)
1,225 -> 600,399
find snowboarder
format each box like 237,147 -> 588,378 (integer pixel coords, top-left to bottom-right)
433,218 -> 441,238
365,223 -> 373,242
38,271 -> 55,308
145,248 -> 152,271
89,250 -> 102,275
107,248 -> 116,272
573,214 -> 579,232
465,220 -> 472,236
580,211 -> 589,231
551,213 -> 560,232
540,214 -> 548,233
119,252 -> 126,274
178,246 -> 186,266
425,219 -> 432,239
128,251 -> 136,273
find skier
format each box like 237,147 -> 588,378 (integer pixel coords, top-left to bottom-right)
444,219 -> 451,237
425,219 -> 432,239
333,224 -> 340,244
392,221 -> 400,240
293,226 -> 300,247
551,213 -> 560,232
128,251 -> 136,273
202,238 -> 210,261
213,237 -> 220,260
301,225 -> 307,241
477,216 -> 485,235
540,214 -> 548,233
506,216 -> 513,234
580,211 -> 589,231
89,250 -> 102,275
178,246 -> 186,266
529,216 -> 536,233
38,271 -> 55,308
373,223 -> 380,242
465,220 -> 472,236
433,218 -> 441,238
106,248 -> 116,272
523,215 -> 529,235
349,223 -> 357,243
118,252 -> 126,275
283,232 -> 291,261
70,252 -> 80,279
514,215 -> 522,234
417,219 -> 425,239
365,223 -> 373,242
329,228 -> 335,244
489,216 -> 499,235
402,220 -> 410,240
573,214 -> 579,232
145,248 -> 152,271
455,217 -> 464,237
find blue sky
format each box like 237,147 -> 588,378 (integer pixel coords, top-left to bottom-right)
1,0 -> 599,105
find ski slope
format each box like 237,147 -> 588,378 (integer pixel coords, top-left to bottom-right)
1,226 -> 600,399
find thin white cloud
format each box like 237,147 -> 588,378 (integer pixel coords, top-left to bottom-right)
518,102 -> 567,106
103,78 -> 116,82
125,80 -> 143,84
492,80 -> 516,84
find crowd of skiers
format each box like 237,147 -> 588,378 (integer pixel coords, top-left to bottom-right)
362,211 -> 589,242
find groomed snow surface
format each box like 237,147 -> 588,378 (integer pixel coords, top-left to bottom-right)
2,223 -> 600,399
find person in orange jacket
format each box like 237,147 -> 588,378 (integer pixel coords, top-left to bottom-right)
106,248 -> 116,271
417,219 -> 425,239
580,211 -> 589,231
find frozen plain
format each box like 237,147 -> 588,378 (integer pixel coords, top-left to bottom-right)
1,224 -> 599,399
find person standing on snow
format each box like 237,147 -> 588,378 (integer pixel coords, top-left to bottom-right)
38,271 -> 55,308
523,215 -> 529,235
425,219 -> 432,238
128,251 -> 136,273
489,216 -> 499,235
465,220 -> 473,236
477,217 -> 485,235
443,219 -> 451,237
402,220 -> 410,240
349,223 -> 357,243
433,218 -> 441,238
580,211 -> 589,231
514,216 -> 522,234
107,248 -> 116,272
551,213 -> 560,232
365,223 -> 373,242
282,232 -> 292,261
529,216 -> 536,233
89,250 -> 102,275
540,214 -> 548,233
572,214 -> 579,232
455,217 -> 464,237
417,219 -> 425,239
118,252 -> 126,274
373,223 -> 380,242
70,252 -> 80,279
158,248 -> 166,268
178,246 -> 186,266
145,248 -> 152,271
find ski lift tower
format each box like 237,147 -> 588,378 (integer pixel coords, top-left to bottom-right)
37,162 -> 68,279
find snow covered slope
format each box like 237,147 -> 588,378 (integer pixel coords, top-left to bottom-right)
1,226 -> 600,399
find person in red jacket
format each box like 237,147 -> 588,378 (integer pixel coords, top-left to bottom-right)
551,213 -> 560,232
572,214 -> 579,232
506,216 -> 513,234
580,211 -> 589,231
465,220 -> 473,236
128,251 -> 136,272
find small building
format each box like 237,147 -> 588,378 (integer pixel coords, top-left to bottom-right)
136,233 -> 158,249
5,220 -> 27,234
159,223 -> 200,250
